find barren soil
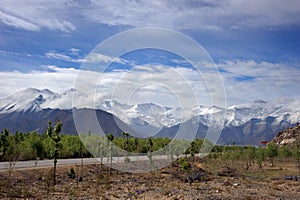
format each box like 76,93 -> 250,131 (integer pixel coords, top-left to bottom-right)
0,158 -> 300,199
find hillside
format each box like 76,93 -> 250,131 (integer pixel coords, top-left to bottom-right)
272,123 -> 300,147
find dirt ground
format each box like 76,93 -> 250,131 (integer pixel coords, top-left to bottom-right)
0,158 -> 300,199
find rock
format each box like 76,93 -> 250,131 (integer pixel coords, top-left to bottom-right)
285,175 -> 299,181
187,171 -> 207,185
272,123 -> 300,147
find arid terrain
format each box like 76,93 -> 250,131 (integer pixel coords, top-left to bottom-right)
0,157 -> 299,200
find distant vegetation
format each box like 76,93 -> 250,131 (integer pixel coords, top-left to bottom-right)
0,128 -> 203,161
1,126 -> 300,169
0,129 -> 90,162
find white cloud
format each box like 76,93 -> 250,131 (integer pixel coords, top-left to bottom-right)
0,66 -> 78,97
0,10 -> 39,31
0,0 -> 76,32
0,61 -> 299,108
84,0 -> 300,30
1,1 -> 299,32
219,60 -> 300,105
45,51 -> 75,62
80,53 -> 127,64
45,50 -> 128,65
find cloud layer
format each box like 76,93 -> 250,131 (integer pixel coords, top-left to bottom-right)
0,0 -> 76,32
1,0 -> 300,32
0,60 -> 299,108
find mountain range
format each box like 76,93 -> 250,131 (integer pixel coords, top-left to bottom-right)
0,88 -> 299,145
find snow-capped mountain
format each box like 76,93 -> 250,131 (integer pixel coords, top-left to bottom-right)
0,88 -> 88,113
0,88 -> 59,113
1,88 -> 300,129
0,88 -> 299,145
98,101 -> 188,128
226,98 -> 300,126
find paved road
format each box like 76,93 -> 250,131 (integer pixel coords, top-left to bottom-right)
0,158 -> 98,171
0,155 -> 172,171
0,153 -> 205,171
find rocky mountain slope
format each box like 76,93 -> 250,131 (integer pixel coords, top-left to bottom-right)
272,123 -> 300,147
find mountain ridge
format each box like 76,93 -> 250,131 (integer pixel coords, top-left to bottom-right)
0,88 -> 299,145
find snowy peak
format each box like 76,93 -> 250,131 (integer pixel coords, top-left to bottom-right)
0,88 -> 90,113
0,88 -> 58,113
98,100 -> 130,111
226,98 -> 300,126
98,101 -> 183,128
0,88 -> 299,131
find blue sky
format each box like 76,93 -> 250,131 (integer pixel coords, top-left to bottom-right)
0,0 -> 300,107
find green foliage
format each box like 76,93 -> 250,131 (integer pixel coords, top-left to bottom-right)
106,134 -> 114,142
266,143 -> 278,158
178,158 -> 191,171
266,142 -> 278,166
1,125 -> 298,171
47,120 -> 62,185
0,129 -> 93,162
278,146 -> 292,158
0,128 -> 9,161
185,139 -> 202,156
255,147 -> 266,168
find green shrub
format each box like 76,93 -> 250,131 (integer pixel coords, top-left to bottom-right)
178,158 -> 191,171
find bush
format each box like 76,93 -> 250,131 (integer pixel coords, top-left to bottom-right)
178,158 -> 191,171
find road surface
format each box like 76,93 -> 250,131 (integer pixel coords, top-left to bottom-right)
0,155 -> 172,171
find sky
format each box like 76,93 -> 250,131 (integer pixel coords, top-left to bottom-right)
0,0 -> 300,108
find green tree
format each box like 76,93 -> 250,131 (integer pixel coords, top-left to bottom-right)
189,141 -> 197,158
122,132 -> 130,150
278,146 -> 292,161
265,142 -> 278,167
0,128 -> 9,161
47,120 -> 62,185
255,147 -> 265,169
242,146 -> 256,171
134,138 -> 139,153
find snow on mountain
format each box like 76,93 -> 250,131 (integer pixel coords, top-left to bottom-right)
226,98 -> 300,126
0,88 -> 59,113
0,88 -> 88,113
111,98 -> 300,129
97,101 -> 185,128
0,88 -> 299,131
97,100 -> 131,113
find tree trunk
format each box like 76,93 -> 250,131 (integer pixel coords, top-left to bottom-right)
54,158 -> 57,185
